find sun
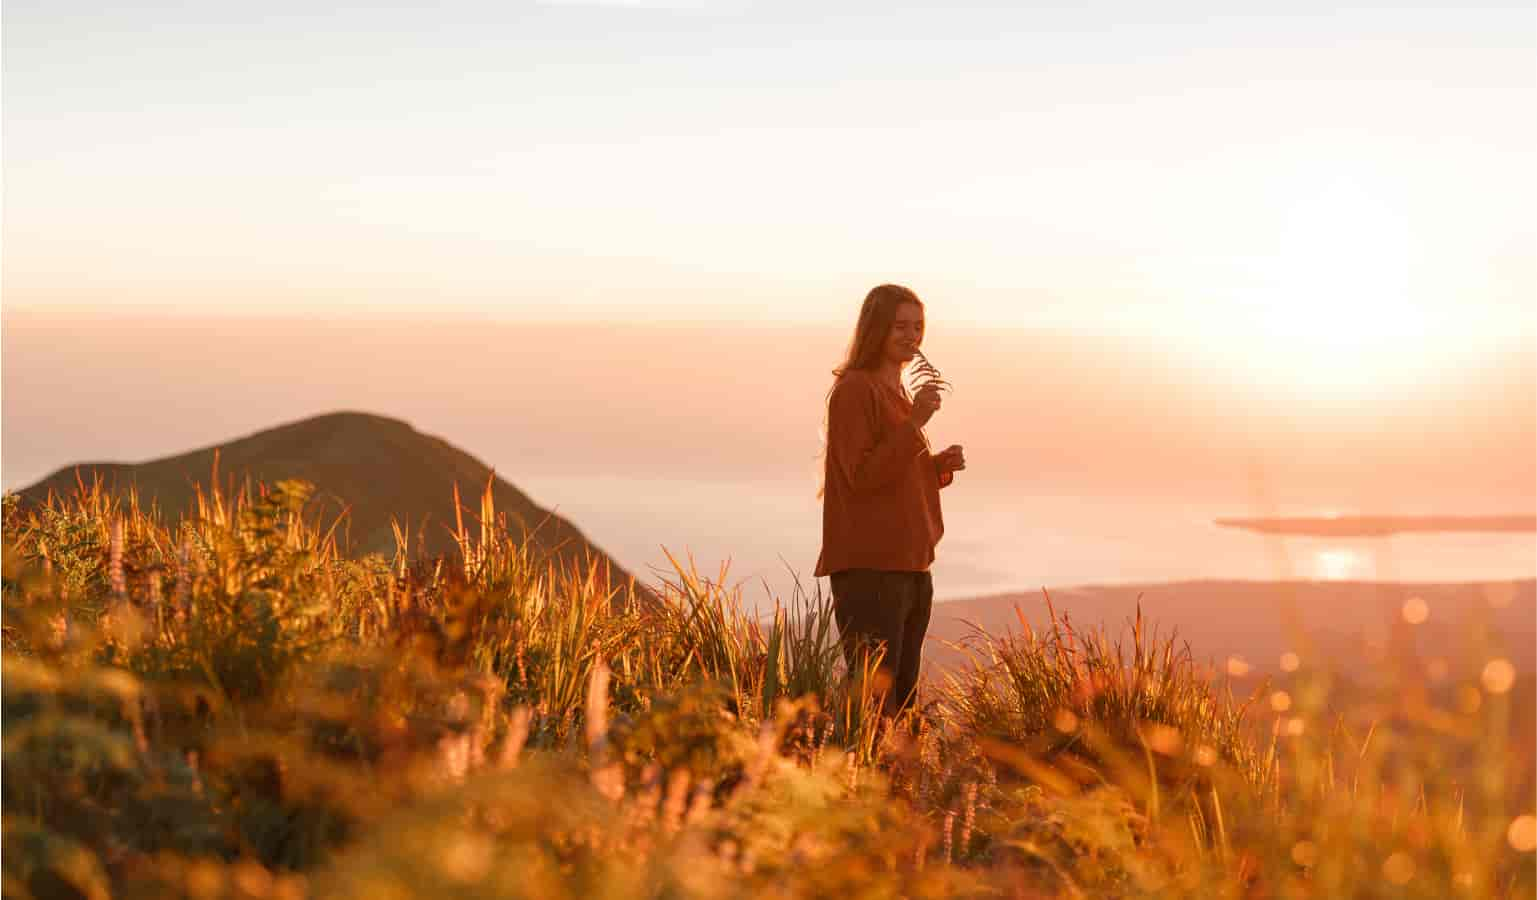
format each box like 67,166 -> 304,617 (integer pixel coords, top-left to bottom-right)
1209,175 -> 1457,392
1256,182 -> 1426,347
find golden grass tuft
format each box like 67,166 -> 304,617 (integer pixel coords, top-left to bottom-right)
2,477 -> 1532,898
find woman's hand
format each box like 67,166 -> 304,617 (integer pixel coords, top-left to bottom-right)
909,384 -> 943,428
936,444 -> 966,475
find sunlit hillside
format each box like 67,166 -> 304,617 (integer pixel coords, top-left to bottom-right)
4,475 -> 1532,898
11,411 -> 642,597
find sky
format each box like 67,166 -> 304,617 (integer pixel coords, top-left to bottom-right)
5,1 -> 1534,342
4,2 -> 1535,597
5,315 -> 1531,504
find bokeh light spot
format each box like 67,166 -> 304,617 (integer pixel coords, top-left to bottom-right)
1509,815 -> 1537,852
1145,723 -> 1182,755
1290,841 -> 1318,867
1382,852 -> 1416,885
1481,659 -> 1516,695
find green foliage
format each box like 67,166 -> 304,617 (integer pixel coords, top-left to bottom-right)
608,680 -> 750,780
942,598 -> 1262,778
2,476 -> 1532,898
3,820 -> 113,900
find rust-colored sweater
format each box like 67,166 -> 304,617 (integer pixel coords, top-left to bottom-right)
814,368 -> 953,577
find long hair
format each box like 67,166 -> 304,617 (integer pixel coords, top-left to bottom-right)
816,284 -> 926,499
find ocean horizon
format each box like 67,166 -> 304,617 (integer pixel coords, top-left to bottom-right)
512,473 -> 1537,611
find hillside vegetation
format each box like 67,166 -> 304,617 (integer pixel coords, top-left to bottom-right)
2,476 -> 1532,898
12,412 -> 638,591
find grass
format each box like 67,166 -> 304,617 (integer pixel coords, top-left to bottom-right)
2,475 -> 1532,898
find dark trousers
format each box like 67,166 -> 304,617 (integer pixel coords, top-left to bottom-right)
829,568 -> 934,717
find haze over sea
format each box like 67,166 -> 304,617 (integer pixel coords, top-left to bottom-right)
515,473 -> 1537,608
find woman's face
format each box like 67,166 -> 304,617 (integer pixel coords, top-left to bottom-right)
883,302 -> 925,365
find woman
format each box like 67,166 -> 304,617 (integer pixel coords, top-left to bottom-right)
815,284 -> 966,719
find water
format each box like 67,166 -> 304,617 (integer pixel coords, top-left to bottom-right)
516,474 -> 1537,611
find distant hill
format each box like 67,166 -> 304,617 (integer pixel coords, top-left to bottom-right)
926,579 -> 1537,676
12,411 -> 647,599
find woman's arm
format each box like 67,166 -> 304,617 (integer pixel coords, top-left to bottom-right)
827,378 -> 927,496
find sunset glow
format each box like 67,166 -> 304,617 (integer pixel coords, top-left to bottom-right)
4,1 -> 1534,605
1313,548 -> 1367,581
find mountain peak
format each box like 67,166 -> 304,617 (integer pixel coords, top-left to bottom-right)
13,413 -> 644,599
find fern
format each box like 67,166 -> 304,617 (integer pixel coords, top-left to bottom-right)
906,347 -> 952,396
